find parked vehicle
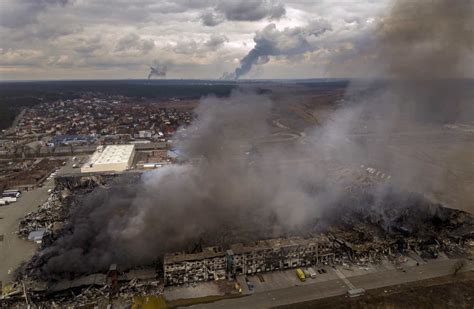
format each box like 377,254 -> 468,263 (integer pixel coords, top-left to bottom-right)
2,196 -> 16,203
296,268 -> 306,281
307,267 -> 317,279
2,189 -> 21,198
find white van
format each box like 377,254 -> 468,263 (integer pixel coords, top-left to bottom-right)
307,267 -> 317,279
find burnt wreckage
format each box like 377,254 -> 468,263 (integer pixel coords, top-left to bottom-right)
3,174 -> 473,305
164,235 -> 335,285
163,190 -> 473,286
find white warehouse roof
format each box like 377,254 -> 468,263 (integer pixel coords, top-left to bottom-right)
92,144 -> 134,165
81,145 -> 135,173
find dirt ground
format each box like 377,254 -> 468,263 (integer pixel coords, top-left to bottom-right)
274,271 -> 474,309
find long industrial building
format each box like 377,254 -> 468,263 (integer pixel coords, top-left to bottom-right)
164,236 -> 335,286
81,145 -> 135,173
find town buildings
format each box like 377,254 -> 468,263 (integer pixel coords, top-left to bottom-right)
2,95 -> 193,157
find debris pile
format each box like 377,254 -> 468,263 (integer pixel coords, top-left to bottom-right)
325,188 -> 474,265
3,169 -> 473,306
17,175 -> 108,246
2,269 -> 164,307
18,191 -> 66,242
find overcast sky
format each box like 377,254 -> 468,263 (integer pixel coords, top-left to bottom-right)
0,0 -> 394,80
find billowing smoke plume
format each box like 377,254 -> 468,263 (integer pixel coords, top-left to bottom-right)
223,20 -> 332,79
336,0 -> 474,210
37,0 -> 474,276
40,91 -> 348,275
380,0 -> 473,80
147,63 -> 167,79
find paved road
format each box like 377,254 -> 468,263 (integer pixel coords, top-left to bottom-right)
190,259 -> 474,309
0,179 -> 54,284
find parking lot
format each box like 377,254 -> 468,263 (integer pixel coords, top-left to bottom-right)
166,252 -> 432,304
165,281 -> 224,301
245,267 -> 339,293
0,158 -> 77,285
190,258 -> 474,309
0,179 -> 55,284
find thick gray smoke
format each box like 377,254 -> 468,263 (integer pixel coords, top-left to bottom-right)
337,0 -> 474,211
37,0 -> 474,276
380,0 -> 473,80
147,64 -> 167,79
41,91 -> 347,275
223,20 -> 332,79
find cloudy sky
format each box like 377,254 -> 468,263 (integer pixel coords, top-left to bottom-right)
0,0 -> 393,80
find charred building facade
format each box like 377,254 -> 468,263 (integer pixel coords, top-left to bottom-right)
164,236 -> 335,286
164,246 -> 227,286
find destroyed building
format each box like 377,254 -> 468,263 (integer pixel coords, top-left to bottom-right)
164,236 -> 335,286
164,246 -> 227,286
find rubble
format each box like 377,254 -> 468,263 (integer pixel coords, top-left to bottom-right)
18,191 -> 66,242
17,174 -> 108,242
4,172 -> 473,306
1,270 -> 164,307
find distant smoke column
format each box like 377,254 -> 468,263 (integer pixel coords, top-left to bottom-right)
148,64 -> 167,79
233,44 -> 271,79
227,21 -> 331,79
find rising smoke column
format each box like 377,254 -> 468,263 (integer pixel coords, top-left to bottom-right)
147,63 -> 167,79
224,20 -> 332,79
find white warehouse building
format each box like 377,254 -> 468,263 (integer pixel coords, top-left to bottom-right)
81,145 -> 135,173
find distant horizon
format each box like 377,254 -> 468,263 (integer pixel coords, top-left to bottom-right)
0,77 -> 351,83
1,77 -> 473,84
